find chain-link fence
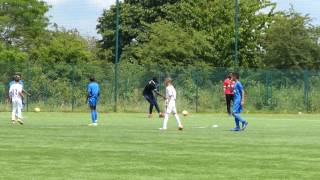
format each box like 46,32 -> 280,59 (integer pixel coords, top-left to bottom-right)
1,62 -> 319,113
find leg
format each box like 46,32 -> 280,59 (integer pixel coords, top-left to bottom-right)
226,95 -> 232,115
149,95 -> 163,117
150,96 -> 161,114
172,103 -> 182,128
162,102 -> 172,130
89,98 -> 98,125
17,101 -> 22,119
90,105 -> 97,123
144,95 -> 153,116
16,100 -> 24,124
12,101 -> 17,121
162,113 -> 169,129
232,113 -> 240,129
149,103 -> 154,115
234,113 -> 248,130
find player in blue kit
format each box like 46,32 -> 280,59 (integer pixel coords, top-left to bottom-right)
231,73 -> 248,131
87,76 -> 100,126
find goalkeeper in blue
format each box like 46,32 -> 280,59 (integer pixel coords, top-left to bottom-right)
231,73 -> 248,131
87,76 -> 100,126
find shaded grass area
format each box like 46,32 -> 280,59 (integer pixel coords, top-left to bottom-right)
0,113 -> 319,179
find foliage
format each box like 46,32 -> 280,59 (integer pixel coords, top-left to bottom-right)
262,8 -> 320,69
97,0 -> 277,67
0,0 -> 49,48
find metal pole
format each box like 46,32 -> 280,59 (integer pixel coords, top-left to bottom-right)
71,64 -> 75,112
114,0 -> 120,112
234,0 -> 239,69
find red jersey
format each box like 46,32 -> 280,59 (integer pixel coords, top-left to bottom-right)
224,79 -> 235,95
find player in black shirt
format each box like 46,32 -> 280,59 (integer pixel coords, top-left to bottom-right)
143,77 -> 165,118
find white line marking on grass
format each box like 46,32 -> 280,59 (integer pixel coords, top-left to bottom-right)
192,126 -> 207,129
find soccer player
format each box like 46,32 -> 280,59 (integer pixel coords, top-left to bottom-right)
231,73 -> 248,131
87,76 -> 100,126
9,74 -> 29,107
143,77 -> 165,118
223,73 -> 235,115
160,77 -> 183,131
9,75 -> 24,125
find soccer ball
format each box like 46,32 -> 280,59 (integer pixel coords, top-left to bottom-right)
34,107 -> 41,112
182,110 -> 189,116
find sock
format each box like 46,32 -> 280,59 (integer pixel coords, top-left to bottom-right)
149,104 -> 153,114
235,113 -> 246,125
155,103 -> 161,113
94,110 -> 97,123
234,117 -> 240,128
91,110 -> 95,123
174,114 -> 182,127
163,114 -> 169,129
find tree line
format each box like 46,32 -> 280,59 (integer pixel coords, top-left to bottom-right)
1,0 -> 320,83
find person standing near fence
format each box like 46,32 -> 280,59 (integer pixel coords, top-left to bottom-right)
143,77 -> 165,118
9,75 -> 24,125
231,73 -> 248,131
87,76 -> 100,126
160,77 -> 183,131
224,73 -> 235,115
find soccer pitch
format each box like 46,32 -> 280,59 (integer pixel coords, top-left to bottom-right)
0,113 -> 319,180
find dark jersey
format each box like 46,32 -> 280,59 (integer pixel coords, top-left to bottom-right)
143,80 -> 157,95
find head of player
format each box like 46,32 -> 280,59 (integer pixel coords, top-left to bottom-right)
227,73 -> 232,80
164,77 -> 172,87
231,72 -> 239,81
14,75 -> 20,83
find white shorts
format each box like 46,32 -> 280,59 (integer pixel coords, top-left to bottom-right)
12,99 -> 23,109
166,100 -> 177,114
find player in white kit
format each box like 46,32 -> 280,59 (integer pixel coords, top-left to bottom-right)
160,78 -> 183,131
9,75 -> 24,125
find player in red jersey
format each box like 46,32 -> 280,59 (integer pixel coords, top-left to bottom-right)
223,73 -> 235,116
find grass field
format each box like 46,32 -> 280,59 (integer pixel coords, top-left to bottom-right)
0,112 -> 319,180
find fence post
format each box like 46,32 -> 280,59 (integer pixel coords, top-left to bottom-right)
26,62 -> 30,112
304,69 -> 310,112
196,82 -> 199,113
71,64 -> 75,112
193,70 -> 199,113
44,82 -> 48,105
264,70 -> 272,106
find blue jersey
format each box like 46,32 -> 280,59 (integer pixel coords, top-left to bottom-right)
233,81 -> 244,113
87,82 -> 100,99
234,81 -> 243,101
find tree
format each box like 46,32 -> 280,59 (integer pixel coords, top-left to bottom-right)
261,8 -> 320,69
121,20 -> 213,66
97,0 -> 275,67
0,0 -> 49,48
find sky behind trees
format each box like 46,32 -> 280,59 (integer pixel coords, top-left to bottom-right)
44,0 -> 320,37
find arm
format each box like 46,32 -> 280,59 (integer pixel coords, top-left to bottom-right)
86,86 -> 90,103
19,92 -> 24,98
22,89 -> 31,96
154,90 -> 166,99
241,90 -> 245,106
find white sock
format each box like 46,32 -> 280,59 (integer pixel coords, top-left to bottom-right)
174,114 -> 182,127
163,114 -> 169,129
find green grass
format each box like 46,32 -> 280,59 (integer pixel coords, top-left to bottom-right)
0,112 -> 319,180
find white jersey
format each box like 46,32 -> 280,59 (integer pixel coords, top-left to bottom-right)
166,85 -> 177,101
9,83 -> 23,101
